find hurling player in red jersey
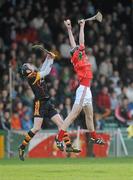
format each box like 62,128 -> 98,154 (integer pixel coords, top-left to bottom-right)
56,19 -> 105,147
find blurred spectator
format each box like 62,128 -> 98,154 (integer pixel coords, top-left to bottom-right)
49,88 -> 57,104
0,102 -> 10,130
0,53 -> 7,75
21,113 -> 33,131
1,110 -> 11,130
96,86 -> 111,129
96,86 -> 111,110
59,38 -> 71,59
61,67 -> 70,84
31,14 -> 44,30
60,97 -> 72,119
38,22 -> 52,44
110,91 -> 119,111
86,48 -> 97,74
126,82 -> 133,103
115,97 -> 132,126
1,90 -> 9,106
110,71 -> 120,87
11,111 -> 21,130
15,101 -> 25,119
122,60 -> 133,84
99,57 -> 113,77
98,75 -> 108,90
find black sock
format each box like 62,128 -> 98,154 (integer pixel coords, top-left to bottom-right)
20,130 -> 35,150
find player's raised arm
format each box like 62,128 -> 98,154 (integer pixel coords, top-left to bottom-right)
64,20 -> 76,48
79,19 -> 85,45
39,53 -> 55,77
32,52 -> 55,84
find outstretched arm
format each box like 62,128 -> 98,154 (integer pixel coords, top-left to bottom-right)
79,19 -> 85,45
32,53 -> 55,84
39,54 -> 54,78
64,20 -> 76,48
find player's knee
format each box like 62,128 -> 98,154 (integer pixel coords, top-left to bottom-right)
86,115 -> 93,121
32,126 -> 41,133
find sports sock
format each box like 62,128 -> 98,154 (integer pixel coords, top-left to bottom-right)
63,132 -> 71,147
58,129 -> 66,141
20,130 -> 35,150
89,131 -> 97,139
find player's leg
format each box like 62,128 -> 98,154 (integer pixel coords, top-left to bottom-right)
57,104 -> 82,141
51,114 -> 65,151
57,85 -> 85,142
61,104 -> 82,130
83,104 -> 105,145
83,104 -> 95,133
82,86 -> 105,145
48,99 -> 81,152
51,114 -> 63,129
18,100 -> 44,161
51,113 -> 81,153
18,117 -> 43,161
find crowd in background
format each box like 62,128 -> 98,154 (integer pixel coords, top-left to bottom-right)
0,0 -> 133,131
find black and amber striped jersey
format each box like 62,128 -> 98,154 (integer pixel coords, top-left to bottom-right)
26,71 -> 49,100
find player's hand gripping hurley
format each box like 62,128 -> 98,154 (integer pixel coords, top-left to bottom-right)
31,44 -> 56,84
64,19 -> 72,29
32,44 -> 56,59
78,11 -> 103,24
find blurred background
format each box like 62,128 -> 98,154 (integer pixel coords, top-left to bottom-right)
0,0 -> 133,159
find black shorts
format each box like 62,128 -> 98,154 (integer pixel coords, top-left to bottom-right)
33,99 -> 58,119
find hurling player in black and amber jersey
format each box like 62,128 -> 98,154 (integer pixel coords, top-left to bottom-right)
18,47 -> 80,161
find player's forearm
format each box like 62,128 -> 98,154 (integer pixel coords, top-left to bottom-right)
67,29 -> 76,48
32,56 -> 54,84
79,26 -> 85,45
40,57 -> 54,78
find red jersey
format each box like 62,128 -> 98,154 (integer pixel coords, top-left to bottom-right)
71,44 -> 93,86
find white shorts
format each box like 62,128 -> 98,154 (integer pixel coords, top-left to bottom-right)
74,85 -> 92,106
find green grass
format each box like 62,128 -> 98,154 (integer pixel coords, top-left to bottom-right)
0,158 -> 133,180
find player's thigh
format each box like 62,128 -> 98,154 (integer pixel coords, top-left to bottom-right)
69,104 -> 82,118
83,104 -> 93,120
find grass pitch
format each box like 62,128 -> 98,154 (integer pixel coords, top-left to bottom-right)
0,157 -> 133,180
